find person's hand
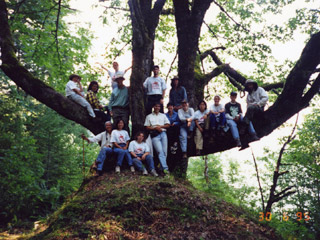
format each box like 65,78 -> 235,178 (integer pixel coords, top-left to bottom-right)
199,127 -> 203,133
81,134 -> 86,140
156,126 -> 162,132
203,115 -> 207,120
123,146 -> 127,150
160,99 -> 164,104
141,155 -> 146,161
187,121 -> 191,127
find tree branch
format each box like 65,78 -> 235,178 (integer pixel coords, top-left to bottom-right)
55,0 -> 62,66
300,73 -> 320,107
251,148 -> 265,212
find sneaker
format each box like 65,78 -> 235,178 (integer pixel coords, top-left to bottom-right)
142,168 -> 148,175
163,169 -> 170,175
130,166 -> 135,173
151,169 -> 158,177
115,166 -> 120,173
235,139 -> 242,147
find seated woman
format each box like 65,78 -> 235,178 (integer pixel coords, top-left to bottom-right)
208,95 -> 227,133
129,131 -> 158,176
165,102 -> 180,154
178,100 -> 195,158
86,81 -> 111,123
194,100 -> 209,155
111,119 -> 134,173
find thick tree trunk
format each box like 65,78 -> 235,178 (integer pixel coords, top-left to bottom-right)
128,0 -> 166,136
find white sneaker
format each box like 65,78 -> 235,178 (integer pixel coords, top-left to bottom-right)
151,169 -> 158,177
115,166 -> 120,173
130,166 -> 135,173
142,168 -> 148,175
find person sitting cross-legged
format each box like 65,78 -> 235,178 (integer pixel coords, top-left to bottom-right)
129,131 -> 158,177
111,119 -> 134,174
208,95 -> 227,133
225,91 -> 259,148
81,121 -> 113,177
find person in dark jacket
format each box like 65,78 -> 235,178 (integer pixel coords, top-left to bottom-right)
169,76 -> 187,112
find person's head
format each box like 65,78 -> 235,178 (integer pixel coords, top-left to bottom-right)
181,99 -> 188,110
244,79 -> 258,92
167,102 -> 174,113
112,61 -> 119,70
88,81 -> 99,92
171,76 -> 180,88
230,91 -> 237,102
105,121 -> 113,132
214,95 -> 221,105
153,102 -> 161,113
152,65 -> 159,76
135,131 -> 145,143
115,74 -> 125,87
69,74 -> 81,82
198,100 -> 207,112
115,119 -> 125,130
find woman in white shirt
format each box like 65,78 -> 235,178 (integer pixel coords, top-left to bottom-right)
111,119 -> 134,173
209,95 -> 227,131
194,100 -> 209,155
129,131 -> 158,176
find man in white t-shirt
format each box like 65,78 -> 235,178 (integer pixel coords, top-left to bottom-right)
98,61 -> 131,89
81,121 -> 113,176
143,65 -> 167,114
144,103 -> 170,174
65,74 -> 95,118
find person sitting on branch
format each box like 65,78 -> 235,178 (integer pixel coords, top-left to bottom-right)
86,81 -> 111,123
81,121 -> 113,177
225,92 -> 259,148
65,74 -> 95,118
129,131 -> 158,176
178,99 -> 195,159
243,79 -> 268,123
208,95 -> 227,134
194,100 -> 210,155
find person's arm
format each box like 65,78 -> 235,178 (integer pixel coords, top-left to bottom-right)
258,88 -> 268,107
124,66 -> 132,73
141,152 -> 149,161
178,109 -> 186,122
97,62 -> 110,72
113,142 -> 123,149
81,134 -> 90,143
162,89 -> 166,99
123,141 -> 129,150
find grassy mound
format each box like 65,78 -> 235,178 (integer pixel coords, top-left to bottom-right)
30,172 -> 278,240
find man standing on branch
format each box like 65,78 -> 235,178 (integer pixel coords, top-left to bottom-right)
144,103 -> 170,175
65,74 -> 96,118
98,61 -> 131,90
108,74 -> 130,133
143,65 -> 167,114
81,121 -> 113,177
244,79 -> 269,123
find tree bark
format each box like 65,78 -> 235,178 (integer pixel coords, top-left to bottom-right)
128,0 -> 166,136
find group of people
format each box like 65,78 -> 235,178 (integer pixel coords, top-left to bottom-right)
65,63 -> 268,176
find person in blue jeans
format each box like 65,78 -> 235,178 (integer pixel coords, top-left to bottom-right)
144,103 -> 170,175
209,95 -> 227,131
178,99 -> 195,158
81,121 -> 113,176
111,119 -> 134,173
129,131 -> 158,176
225,92 -> 259,147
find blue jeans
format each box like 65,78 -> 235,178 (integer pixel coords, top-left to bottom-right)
179,121 -> 195,153
113,143 -> 133,167
227,116 -> 256,140
132,154 -> 155,171
209,112 -> 226,128
151,131 -> 168,170
96,147 -> 113,171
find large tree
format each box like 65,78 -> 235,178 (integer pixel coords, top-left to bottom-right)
1,0 -> 320,177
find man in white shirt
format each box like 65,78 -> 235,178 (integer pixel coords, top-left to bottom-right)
143,65 -> 167,114
144,103 -> 170,174
81,121 -> 113,176
65,74 -> 95,118
244,79 -> 268,123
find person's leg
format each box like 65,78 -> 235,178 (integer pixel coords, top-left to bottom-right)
70,94 -> 95,118
96,147 -> 113,171
145,155 -> 155,171
194,128 -> 203,150
152,134 -> 168,170
227,119 -> 239,140
209,113 -> 217,129
124,150 -> 133,166
113,148 -> 125,166
219,112 -> 226,126
179,124 -> 188,153
132,158 -> 143,171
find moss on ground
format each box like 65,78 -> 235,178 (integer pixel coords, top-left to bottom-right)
28,173 -> 279,240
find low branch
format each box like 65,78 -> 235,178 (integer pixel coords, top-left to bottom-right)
278,170 -> 289,176
251,148 -> 265,212
203,64 -> 228,85
275,186 -> 295,199
274,190 -> 296,203
165,51 -> 178,83
55,0 -> 62,66
300,73 -> 320,107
